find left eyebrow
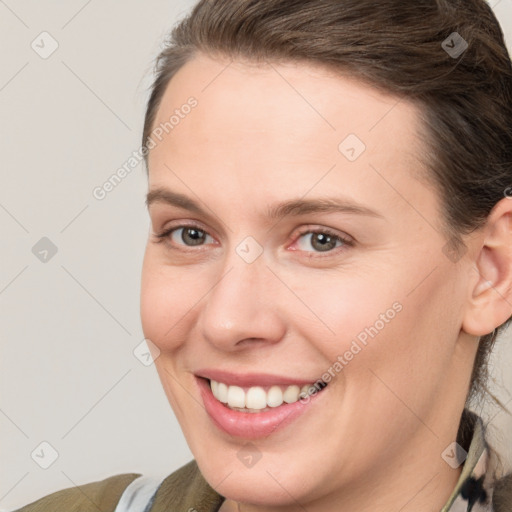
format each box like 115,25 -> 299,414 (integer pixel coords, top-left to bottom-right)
265,197 -> 385,221
145,187 -> 385,221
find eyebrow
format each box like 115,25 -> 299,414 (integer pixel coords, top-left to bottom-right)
146,187 -> 384,221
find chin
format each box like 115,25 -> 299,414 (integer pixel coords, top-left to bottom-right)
205,466 -> 304,506
193,446 -> 323,507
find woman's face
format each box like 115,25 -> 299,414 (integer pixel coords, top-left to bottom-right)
141,54 -> 476,507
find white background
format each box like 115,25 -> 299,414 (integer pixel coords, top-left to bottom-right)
1,0 -> 511,509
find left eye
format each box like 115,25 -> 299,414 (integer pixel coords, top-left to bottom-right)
295,230 -> 349,253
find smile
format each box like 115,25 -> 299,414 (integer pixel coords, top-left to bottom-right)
195,373 -> 329,439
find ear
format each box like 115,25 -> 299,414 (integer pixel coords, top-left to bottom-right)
461,197 -> 512,337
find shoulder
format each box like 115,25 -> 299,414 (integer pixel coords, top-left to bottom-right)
13,461 -> 224,512
13,472 -> 142,512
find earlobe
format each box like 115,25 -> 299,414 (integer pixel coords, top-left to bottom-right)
461,198 -> 512,337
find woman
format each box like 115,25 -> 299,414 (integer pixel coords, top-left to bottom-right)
15,0 -> 512,511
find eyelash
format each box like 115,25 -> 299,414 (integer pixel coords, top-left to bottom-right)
153,222 -> 354,257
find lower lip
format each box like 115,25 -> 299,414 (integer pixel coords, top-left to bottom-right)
196,377 -> 326,439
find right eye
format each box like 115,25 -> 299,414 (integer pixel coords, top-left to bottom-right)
154,224 -> 216,248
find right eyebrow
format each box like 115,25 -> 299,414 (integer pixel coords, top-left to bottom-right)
146,188 -> 205,215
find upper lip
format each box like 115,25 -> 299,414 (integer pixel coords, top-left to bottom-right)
195,369 -> 322,387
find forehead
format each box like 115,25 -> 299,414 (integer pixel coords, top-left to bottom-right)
147,53 -> 433,222
150,53 -> 423,161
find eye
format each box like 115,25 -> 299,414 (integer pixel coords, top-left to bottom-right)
154,224 -> 215,248
293,227 -> 353,254
153,223 -> 353,256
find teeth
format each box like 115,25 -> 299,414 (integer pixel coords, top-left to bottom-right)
217,382 -> 228,403
283,385 -> 300,403
299,385 -> 311,400
210,379 -> 218,397
267,385 -> 283,407
209,379 -> 325,411
227,385 -> 245,408
246,386 -> 267,409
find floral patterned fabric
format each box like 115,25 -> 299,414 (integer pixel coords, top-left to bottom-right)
442,413 -> 496,512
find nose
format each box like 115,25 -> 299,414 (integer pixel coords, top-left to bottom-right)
197,251 -> 287,352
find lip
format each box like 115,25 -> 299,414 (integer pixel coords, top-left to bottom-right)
195,368 -> 321,388
195,375 -> 328,439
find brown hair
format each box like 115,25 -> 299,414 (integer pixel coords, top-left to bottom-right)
142,0 -> 512,468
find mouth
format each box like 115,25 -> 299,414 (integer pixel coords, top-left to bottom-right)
194,372 -> 329,439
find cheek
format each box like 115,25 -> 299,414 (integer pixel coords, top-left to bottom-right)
282,266 -> 404,355
291,257 -> 459,383
140,249 -> 191,349
346,264 -> 464,411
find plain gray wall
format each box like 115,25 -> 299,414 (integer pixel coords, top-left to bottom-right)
1,1 -> 511,509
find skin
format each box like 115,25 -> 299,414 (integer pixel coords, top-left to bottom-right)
140,53 -> 512,512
